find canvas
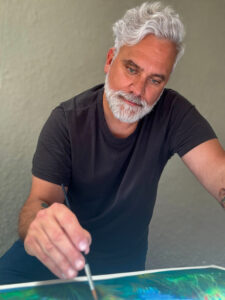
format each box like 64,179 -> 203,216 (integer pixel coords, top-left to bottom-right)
0,265 -> 224,299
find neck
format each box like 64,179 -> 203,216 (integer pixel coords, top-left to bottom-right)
103,92 -> 138,138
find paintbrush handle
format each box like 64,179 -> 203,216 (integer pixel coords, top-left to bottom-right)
61,184 -> 98,299
84,263 -> 98,300
61,184 -> 71,209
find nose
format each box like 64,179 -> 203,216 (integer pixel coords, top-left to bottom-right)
129,76 -> 146,97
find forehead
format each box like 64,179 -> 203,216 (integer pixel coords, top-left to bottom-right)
117,34 -> 177,74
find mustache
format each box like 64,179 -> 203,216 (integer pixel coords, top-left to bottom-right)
113,90 -> 146,106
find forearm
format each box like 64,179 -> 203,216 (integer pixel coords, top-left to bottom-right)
195,164 -> 225,210
182,139 -> 225,209
18,196 -> 50,240
19,176 -> 67,240
209,163 -> 225,209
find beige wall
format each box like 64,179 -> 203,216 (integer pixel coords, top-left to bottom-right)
0,0 -> 224,268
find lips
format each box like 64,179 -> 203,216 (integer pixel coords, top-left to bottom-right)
119,95 -> 142,107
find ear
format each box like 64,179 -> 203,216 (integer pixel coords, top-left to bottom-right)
104,48 -> 116,74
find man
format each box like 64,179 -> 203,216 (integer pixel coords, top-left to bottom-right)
0,1 -> 224,284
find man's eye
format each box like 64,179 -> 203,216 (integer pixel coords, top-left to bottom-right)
127,66 -> 137,74
151,79 -> 161,85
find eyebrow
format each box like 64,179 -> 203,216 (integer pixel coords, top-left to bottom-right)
122,59 -> 166,81
123,59 -> 143,71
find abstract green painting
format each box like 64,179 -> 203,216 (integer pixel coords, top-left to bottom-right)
0,265 -> 224,299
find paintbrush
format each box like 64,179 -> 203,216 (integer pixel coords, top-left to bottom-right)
61,184 -> 98,300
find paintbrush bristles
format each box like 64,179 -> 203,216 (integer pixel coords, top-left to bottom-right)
92,289 -> 98,300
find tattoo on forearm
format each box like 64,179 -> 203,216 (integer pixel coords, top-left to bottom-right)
221,197 -> 225,208
41,202 -> 49,209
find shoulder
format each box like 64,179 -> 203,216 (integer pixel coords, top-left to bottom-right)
158,89 -> 216,157
152,88 -> 195,125
158,88 -> 193,113
46,84 -> 104,128
59,84 -> 104,114
40,84 -> 104,134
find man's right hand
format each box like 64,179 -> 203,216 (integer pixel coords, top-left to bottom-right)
19,176 -> 92,279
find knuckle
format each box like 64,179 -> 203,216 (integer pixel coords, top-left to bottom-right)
29,219 -> 39,232
51,230 -> 64,243
73,227 -> 87,240
40,254 -> 50,265
66,215 -> 75,225
24,237 -> 34,254
68,249 -> 80,263
36,209 -> 47,219
29,221 -> 36,231
58,257 -> 70,270
24,236 -> 33,247
51,202 -> 62,212
44,241 -> 55,253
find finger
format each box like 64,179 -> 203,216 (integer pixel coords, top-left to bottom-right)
51,203 -> 92,252
82,229 -> 92,255
25,233 -> 66,279
40,216 -> 86,273
36,230 -> 78,279
34,240 -> 67,279
27,210 -> 80,278
33,203 -> 91,274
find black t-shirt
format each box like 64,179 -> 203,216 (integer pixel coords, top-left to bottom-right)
32,84 -> 216,274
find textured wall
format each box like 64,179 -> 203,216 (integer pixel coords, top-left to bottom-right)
0,0 -> 225,270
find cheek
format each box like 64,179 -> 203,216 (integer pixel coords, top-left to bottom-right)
108,67 -> 129,90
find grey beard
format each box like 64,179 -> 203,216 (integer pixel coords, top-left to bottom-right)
104,74 -> 161,123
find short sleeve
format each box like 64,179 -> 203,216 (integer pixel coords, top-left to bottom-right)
169,102 -> 217,157
32,105 -> 71,185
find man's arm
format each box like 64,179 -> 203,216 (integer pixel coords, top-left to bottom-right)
19,176 -> 65,240
182,138 -> 225,208
18,176 -> 91,279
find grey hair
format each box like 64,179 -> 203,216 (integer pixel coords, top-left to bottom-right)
112,1 -> 185,67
